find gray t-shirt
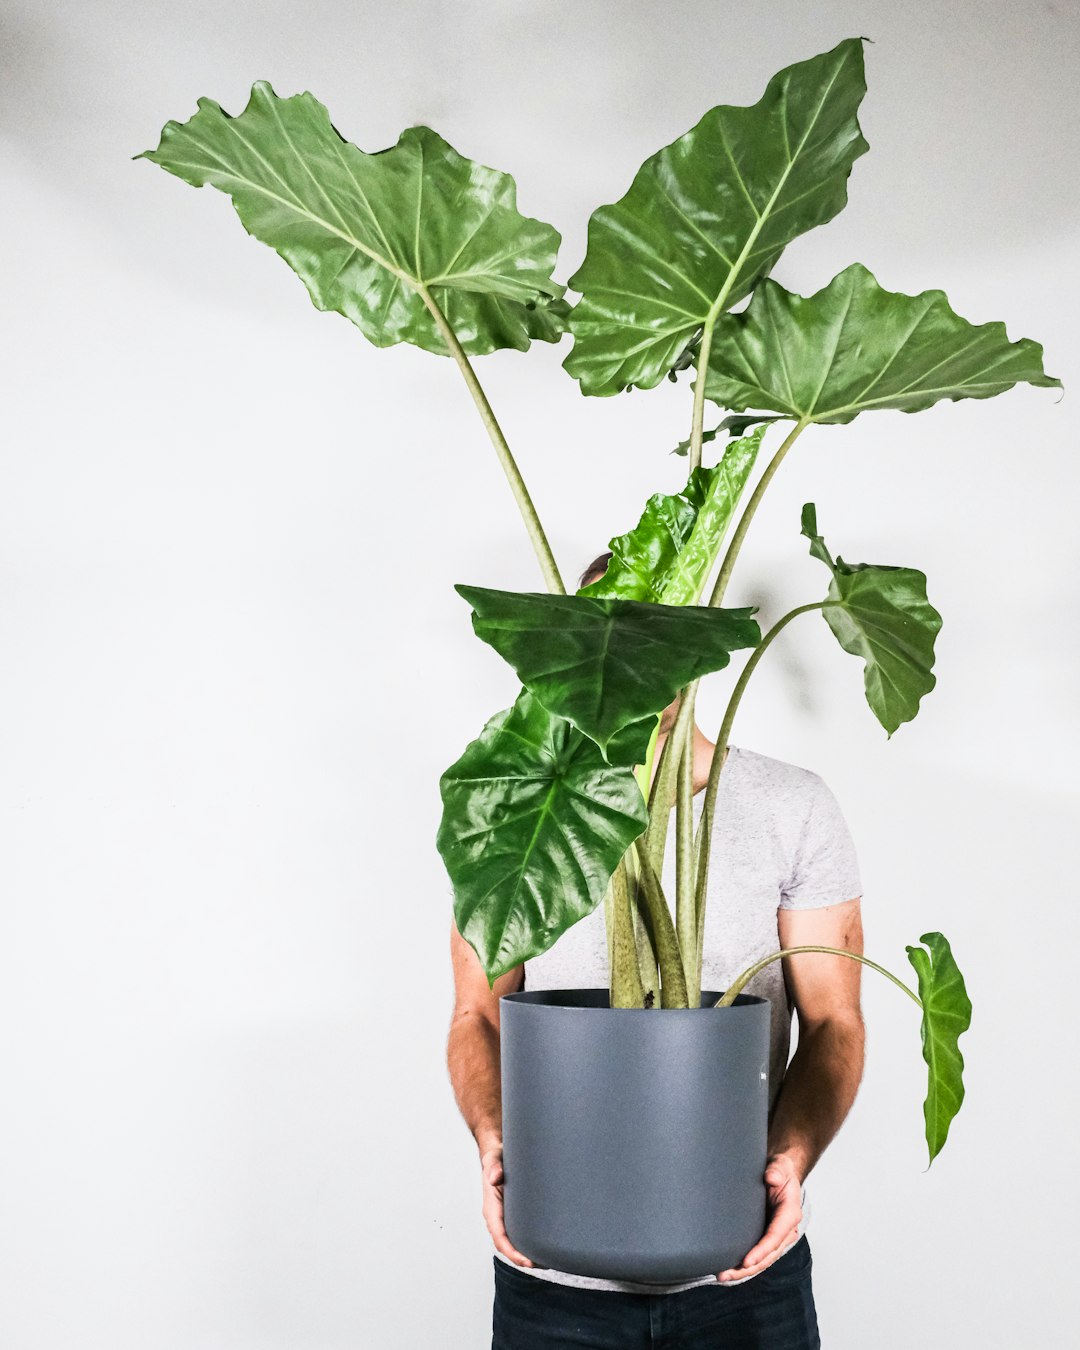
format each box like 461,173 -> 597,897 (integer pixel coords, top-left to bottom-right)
497,742 -> 862,1294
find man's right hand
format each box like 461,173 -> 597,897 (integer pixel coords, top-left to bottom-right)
480,1143 -> 535,1268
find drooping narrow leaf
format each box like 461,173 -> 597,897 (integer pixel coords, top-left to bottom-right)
135,82 -> 568,355
905,932 -> 972,1164
704,262 -> 1062,422
802,503 -> 942,735
437,691 -> 649,983
456,586 -> 760,762
563,37 -> 869,395
584,425 -> 767,603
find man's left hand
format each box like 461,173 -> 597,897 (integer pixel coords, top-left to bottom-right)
716,1152 -> 803,1283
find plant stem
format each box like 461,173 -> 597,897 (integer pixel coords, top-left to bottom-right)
624,847 -> 661,1007
609,858 -> 647,1008
641,686 -> 697,881
632,842 -> 690,1007
634,715 -> 662,800
693,601 -> 827,915
675,687 -> 699,1006
715,601 -> 824,785
687,172 -> 806,470
714,946 -> 923,1009
687,324 -> 716,473
632,898 -> 662,1007
684,419 -> 810,982
692,799 -> 712,997
708,419 -> 809,608
418,285 -> 565,596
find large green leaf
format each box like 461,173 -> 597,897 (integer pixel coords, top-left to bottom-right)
582,425 -> 767,604
905,932 -> 972,1164
456,586 -> 760,762
438,691 -> 649,983
704,262 -> 1062,422
802,504 -> 941,735
563,37 -> 868,395
135,81 -> 568,355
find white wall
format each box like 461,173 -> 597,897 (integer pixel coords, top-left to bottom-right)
2,1 -> 1077,1345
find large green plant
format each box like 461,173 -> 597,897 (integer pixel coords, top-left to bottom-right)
137,37 -> 1060,1164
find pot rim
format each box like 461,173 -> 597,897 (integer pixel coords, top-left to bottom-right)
501,988 -> 767,1011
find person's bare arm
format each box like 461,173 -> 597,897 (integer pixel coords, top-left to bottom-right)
718,897 -> 865,1282
447,920 -> 534,1267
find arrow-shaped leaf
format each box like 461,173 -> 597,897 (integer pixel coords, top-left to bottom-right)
704,262 -> 1061,423
136,82 -> 567,356
456,586 -> 760,763
583,425 -> 766,604
437,691 -> 649,983
802,504 -> 942,735
906,932 -> 972,1164
563,37 -> 869,395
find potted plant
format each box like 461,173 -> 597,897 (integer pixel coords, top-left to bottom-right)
135,35 -> 1060,1282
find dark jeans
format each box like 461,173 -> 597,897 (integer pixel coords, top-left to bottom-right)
492,1236 -> 820,1349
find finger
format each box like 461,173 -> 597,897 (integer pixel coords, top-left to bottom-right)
718,1226 -> 801,1282
739,1198 -> 802,1270
487,1211 -> 535,1268
492,1229 -> 536,1268
737,1226 -> 796,1273
481,1185 -> 535,1268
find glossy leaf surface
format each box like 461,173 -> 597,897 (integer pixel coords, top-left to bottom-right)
583,426 -> 765,604
457,586 -> 760,761
802,504 -> 941,735
135,82 -> 567,355
438,692 -> 649,983
563,37 -> 868,394
906,932 -> 972,1164
704,262 -> 1062,422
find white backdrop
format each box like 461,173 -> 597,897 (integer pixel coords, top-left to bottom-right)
2,2 -> 1077,1346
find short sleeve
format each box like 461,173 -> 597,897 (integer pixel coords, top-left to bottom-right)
779,774 -> 863,910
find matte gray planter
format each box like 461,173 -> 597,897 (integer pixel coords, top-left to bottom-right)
500,988 -> 770,1282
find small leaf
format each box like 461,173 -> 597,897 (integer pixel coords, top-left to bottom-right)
666,329 -> 704,383
456,586 -> 760,762
586,426 -> 766,603
437,691 -> 649,983
704,262 -> 1062,422
802,503 -> 942,735
905,932 -> 972,1164
136,83 -> 566,356
670,414 -> 783,457
563,38 -> 869,395
671,425 -> 723,459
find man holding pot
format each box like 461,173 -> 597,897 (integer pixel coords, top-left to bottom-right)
447,554 -> 865,1349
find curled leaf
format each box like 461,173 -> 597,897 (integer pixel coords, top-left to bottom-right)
906,932 -> 972,1164
802,503 -> 942,735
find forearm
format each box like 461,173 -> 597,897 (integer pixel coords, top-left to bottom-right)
446,1010 -> 503,1156
767,1012 -> 865,1182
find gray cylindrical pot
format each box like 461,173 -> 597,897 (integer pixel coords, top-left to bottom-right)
500,989 -> 770,1283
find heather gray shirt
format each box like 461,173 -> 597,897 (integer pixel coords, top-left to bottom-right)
498,742 -> 862,1295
